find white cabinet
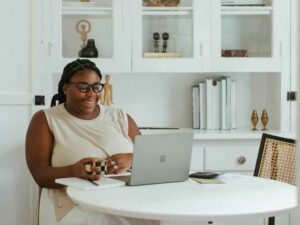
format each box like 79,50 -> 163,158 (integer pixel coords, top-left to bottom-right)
42,0 -> 292,73
190,143 -> 204,171
211,0 -> 287,72
131,0 -> 211,72
40,0 -> 296,136
205,144 -> 258,172
44,0 -> 212,73
48,0 -> 131,73
190,139 -> 260,174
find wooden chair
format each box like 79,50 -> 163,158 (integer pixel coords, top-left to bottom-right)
254,133 -> 296,225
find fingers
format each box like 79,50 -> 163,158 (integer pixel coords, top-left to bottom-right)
106,157 -> 119,174
107,165 -> 126,174
106,163 -> 120,174
106,155 -> 132,174
77,154 -> 133,176
81,158 -> 106,179
106,159 -> 127,174
115,167 -> 127,174
86,173 -> 101,181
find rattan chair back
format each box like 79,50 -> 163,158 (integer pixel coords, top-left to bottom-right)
254,133 -> 296,185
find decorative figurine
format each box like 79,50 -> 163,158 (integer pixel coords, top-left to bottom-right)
261,109 -> 269,131
251,110 -> 259,131
146,0 -> 180,7
153,32 -> 160,53
100,74 -> 113,106
162,32 -> 169,53
76,19 -> 91,49
79,39 -> 98,58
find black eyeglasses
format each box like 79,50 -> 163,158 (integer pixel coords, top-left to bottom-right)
68,81 -> 104,93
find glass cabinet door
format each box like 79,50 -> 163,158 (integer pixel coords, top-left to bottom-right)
211,0 -> 282,72
132,0 -> 210,72
51,0 -> 130,73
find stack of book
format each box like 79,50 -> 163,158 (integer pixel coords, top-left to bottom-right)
192,77 -> 237,130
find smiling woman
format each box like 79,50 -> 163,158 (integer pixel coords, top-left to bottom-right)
25,59 -> 157,225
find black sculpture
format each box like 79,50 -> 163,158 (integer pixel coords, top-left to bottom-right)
153,32 -> 160,53
162,32 -> 169,53
79,39 -> 98,58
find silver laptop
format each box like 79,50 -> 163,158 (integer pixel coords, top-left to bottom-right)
117,132 -> 193,186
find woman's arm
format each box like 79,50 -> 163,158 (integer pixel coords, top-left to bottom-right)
127,114 -> 141,143
106,114 -> 140,174
25,110 -> 100,188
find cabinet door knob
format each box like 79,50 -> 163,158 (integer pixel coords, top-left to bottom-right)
238,156 -> 246,165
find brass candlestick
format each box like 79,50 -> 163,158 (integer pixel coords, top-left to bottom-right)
251,110 -> 258,131
261,109 -> 269,131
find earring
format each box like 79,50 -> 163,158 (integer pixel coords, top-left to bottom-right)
64,90 -> 67,95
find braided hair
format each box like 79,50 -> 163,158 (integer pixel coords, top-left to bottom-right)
50,59 -> 102,107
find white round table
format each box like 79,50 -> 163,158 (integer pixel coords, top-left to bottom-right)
67,174 -> 297,222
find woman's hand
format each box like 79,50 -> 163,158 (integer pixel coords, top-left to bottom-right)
71,157 -> 101,180
106,153 -> 133,174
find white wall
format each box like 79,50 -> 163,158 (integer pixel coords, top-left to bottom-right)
0,1 -> 33,225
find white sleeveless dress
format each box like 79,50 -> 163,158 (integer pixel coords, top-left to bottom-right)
40,104 -> 159,225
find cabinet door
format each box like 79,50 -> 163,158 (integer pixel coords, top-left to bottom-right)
211,0 -> 287,72
204,144 -> 259,172
131,0 -> 211,72
50,0 -> 130,73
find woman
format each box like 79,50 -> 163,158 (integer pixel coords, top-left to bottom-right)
26,59 -> 158,225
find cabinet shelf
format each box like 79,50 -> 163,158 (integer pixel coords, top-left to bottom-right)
221,6 -> 273,15
140,128 -> 295,141
142,7 -> 193,15
62,2 -> 113,15
62,2 -> 112,7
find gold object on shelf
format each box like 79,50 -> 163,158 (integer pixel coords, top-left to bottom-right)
76,19 -> 91,49
144,52 -> 180,58
145,0 -> 180,7
251,110 -> 258,131
261,109 -> 269,131
80,0 -> 90,2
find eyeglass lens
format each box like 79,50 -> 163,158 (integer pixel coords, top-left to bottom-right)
77,83 -> 103,93
69,81 -> 103,93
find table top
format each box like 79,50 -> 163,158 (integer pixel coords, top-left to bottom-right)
67,174 -> 297,222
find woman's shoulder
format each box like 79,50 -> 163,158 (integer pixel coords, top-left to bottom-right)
28,110 -> 49,129
31,110 -> 46,121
